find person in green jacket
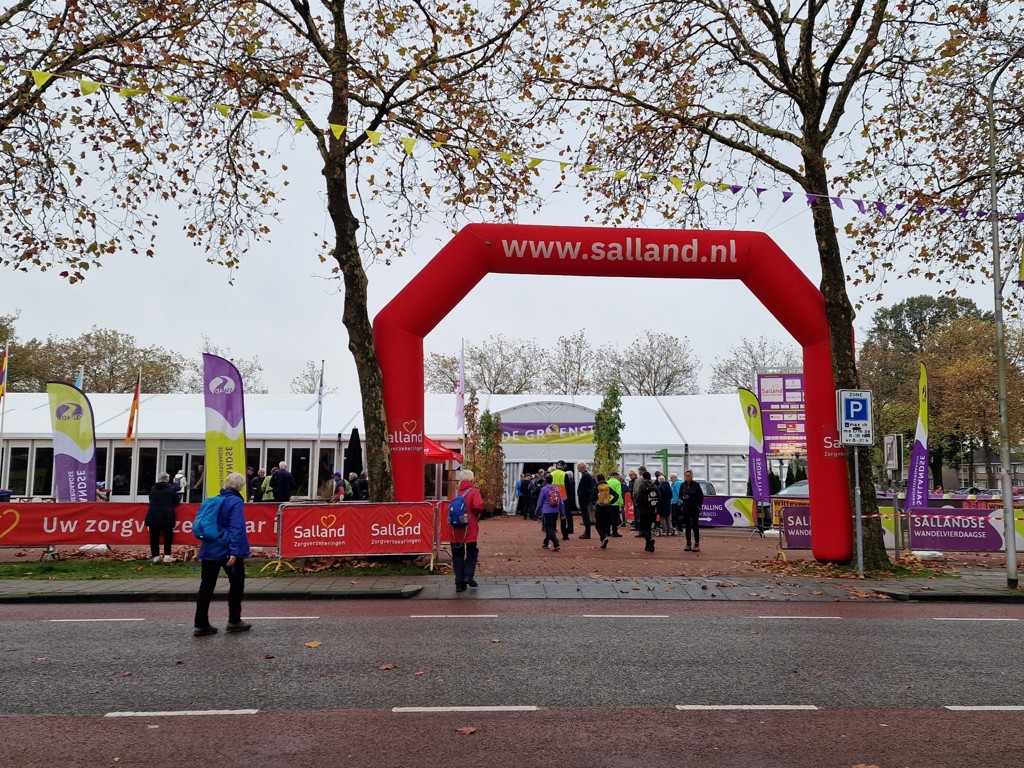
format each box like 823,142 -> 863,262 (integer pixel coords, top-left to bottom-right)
607,471 -> 625,537
261,467 -> 276,501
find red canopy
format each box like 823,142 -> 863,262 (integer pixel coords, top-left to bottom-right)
424,435 -> 462,463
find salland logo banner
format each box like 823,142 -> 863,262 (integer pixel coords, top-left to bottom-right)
0,503 -> 278,547
280,503 -> 435,558
905,363 -> 929,510
738,388 -> 770,504
501,421 -> 595,444
46,382 -> 97,503
388,418 -> 424,454
781,505 -> 813,549
202,354 -> 246,498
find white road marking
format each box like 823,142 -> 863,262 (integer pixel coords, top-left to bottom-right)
676,705 -> 819,711
105,709 -> 259,717
410,615 -> 499,618
758,616 -> 841,620
392,706 -> 538,713
50,618 -> 146,622
241,616 -> 320,620
945,706 -> 1024,711
583,615 -> 669,618
933,617 -> 1019,622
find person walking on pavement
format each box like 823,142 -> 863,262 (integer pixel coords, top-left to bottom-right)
144,473 -> 179,563
635,470 -> 659,552
593,473 -> 620,548
451,469 -> 484,592
607,471 -> 625,537
669,472 -> 683,533
680,469 -> 705,551
193,472 -> 251,637
631,469 -> 651,538
536,475 -> 565,551
576,462 -> 596,539
658,474 -> 674,536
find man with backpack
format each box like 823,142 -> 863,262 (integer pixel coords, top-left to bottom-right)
193,472 -> 251,637
535,475 -> 566,551
449,469 -> 484,592
634,470 -> 660,553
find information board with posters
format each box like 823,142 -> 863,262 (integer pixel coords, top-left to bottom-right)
757,372 -> 806,457
279,502 -> 435,558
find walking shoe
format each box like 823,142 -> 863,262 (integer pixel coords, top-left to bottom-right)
693,544 -> 700,552
152,556 -> 161,564
193,626 -> 218,637
553,546 -> 560,552
542,542 -> 549,549
226,620 -> 252,633
579,534 -> 591,539
684,545 -> 692,551
162,555 -> 175,564
455,583 -> 468,592
600,539 -> 608,549
645,541 -> 655,553
467,579 -> 478,588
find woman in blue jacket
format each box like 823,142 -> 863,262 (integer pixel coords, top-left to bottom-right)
193,472 -> 251,637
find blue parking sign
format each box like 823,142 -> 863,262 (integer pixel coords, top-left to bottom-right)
837,390 -> 874,446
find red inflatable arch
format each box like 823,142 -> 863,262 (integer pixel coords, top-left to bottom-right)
373,224 -> 852,562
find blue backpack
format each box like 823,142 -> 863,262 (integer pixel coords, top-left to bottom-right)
448,489 -> 470,528
192,495 -> 226,542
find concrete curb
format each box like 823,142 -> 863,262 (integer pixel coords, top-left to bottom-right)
0,584 -> 423,604
872,587 -> 1024,603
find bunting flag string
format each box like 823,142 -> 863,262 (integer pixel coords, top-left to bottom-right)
6,64 -> 1024,225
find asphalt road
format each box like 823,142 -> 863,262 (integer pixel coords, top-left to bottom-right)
3,600 -> 1023,767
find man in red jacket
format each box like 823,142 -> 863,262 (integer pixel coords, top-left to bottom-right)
451,469 -> 484,592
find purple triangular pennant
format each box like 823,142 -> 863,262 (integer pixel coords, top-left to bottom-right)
781,191 -> 794,203
806,194 -> 819,206
730,185 -> 743,194
875,202 -> 888,216
755,188 -> 767,197
830,196 -> 843,210
853,199 -> 866,213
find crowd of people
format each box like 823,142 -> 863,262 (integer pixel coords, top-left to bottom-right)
514,461 -> 705,554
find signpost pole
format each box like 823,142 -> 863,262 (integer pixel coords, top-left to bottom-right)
854,448 -> 864,577
838,390 -> 873,576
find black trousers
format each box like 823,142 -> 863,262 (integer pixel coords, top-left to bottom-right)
148,524 -> 174,557
636,510 -> 655,544
595,504 -> 615,541
683,509 -> 701,545
451,542 -> 479,587
194,558 -> 245,628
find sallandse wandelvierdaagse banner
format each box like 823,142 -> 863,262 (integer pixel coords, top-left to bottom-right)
202,353 -> 246,498
905,363 -> 929,511
738,387 -> 770,505
45,382 -> 97,503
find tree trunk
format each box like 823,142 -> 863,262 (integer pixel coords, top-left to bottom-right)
804,152 -> 889,569
982,434 -> 995,488
928,447 -> 944,491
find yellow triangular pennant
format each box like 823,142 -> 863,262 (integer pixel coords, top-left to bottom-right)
559,161 -> 571,172
293,118 -> 306,134
499,151 -> 515,164
400,137 -> 417,156
694,180 -> 708,191
640,172 -> 655,180
527,157 -> 543,168
581,164 -> 600,174
251,110 -> 271,119
31,70 -> 53,88
614,170 -> 628,180
118,88 -> 144,98
365,129 -> 382,145
79,80 -> 101,96
716,183 -> 730,192
216,104 -> 231,117
468,147 -> 482,159
669,177 -> 684,192
165,93 -> 188,104
329,123 -> 345,139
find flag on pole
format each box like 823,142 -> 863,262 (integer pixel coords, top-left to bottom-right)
905,363 -> 929,510
316,359 -> 325,436
0,342 -> 8,406
47,381 -> 97,502
125,370 -> 141,444
455,340 -> 466,432
202,354 -> 246,498
738,388 -> 770,504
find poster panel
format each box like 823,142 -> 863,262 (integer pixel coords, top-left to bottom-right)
280,503 -> 434,557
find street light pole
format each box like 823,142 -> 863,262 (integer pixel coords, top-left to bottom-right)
986,41 -> 1024,589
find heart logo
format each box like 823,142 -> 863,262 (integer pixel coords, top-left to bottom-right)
320,514 -> 337,528
397,512 -> 413,526
0,508 -> 20,540
403,420 -> 417,434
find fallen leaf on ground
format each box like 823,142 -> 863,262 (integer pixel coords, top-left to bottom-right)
701,584 -> 708,590
810,590 -> 823,596
305,641 -> 322,648
264,655 -> 275,660
489,637 -> 501,644
414,670 -> 425,676
379,663 -> 397,670
455,727 -> 477,735
122,672 -> 133,677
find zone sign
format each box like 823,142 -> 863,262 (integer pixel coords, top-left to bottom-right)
837,390 -> 874,446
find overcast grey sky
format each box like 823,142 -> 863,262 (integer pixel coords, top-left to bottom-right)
3,139 -> 993,396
